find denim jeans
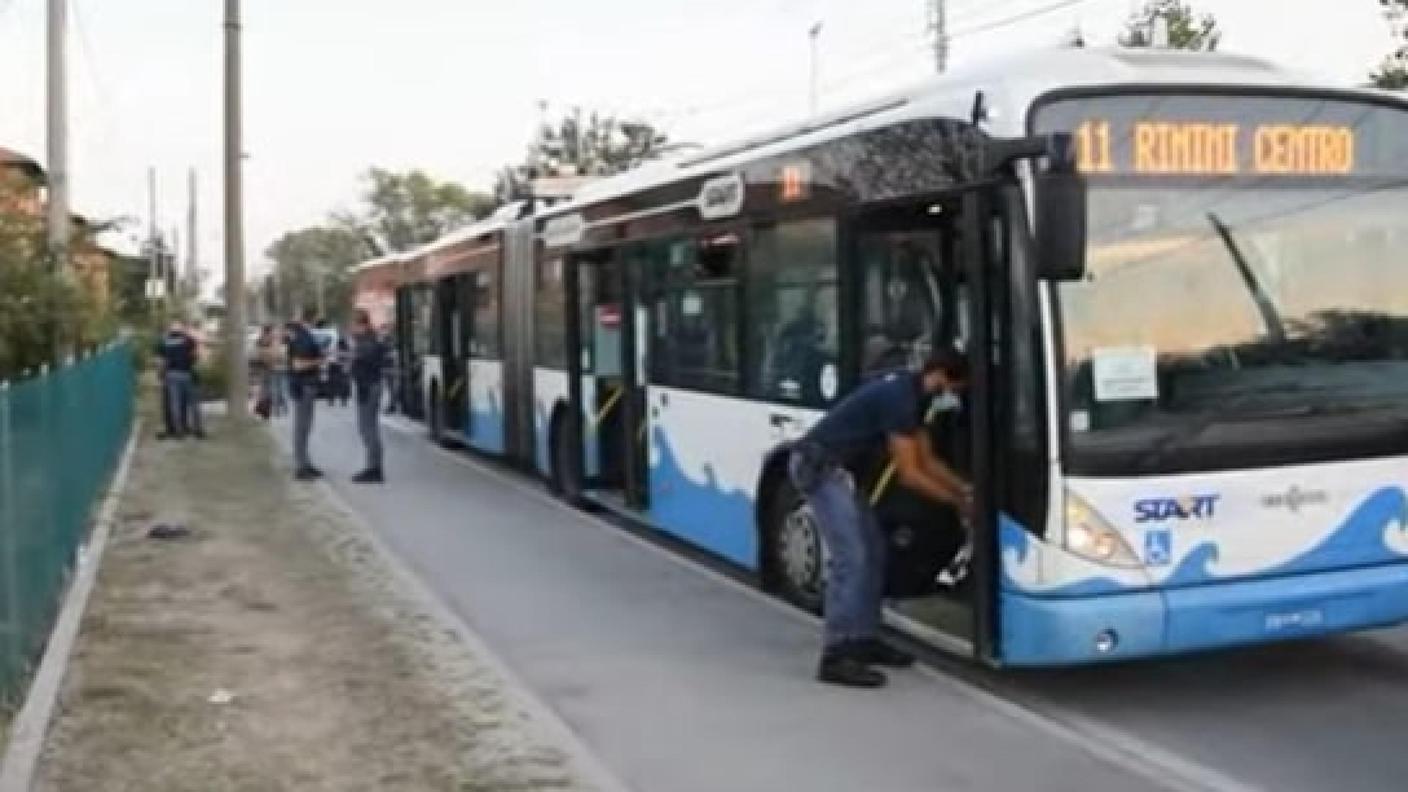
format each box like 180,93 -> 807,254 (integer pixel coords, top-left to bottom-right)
356,381 -> 383,471
265,369 -> 289,415
292,377 -> 317,469
789,448 -> 885,649
165,371 -> 202,437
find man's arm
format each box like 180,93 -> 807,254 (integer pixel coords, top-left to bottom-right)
918,432 -> 970,501
888,432 -> 968,516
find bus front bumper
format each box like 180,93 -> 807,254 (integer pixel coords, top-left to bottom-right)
999,562 -> 1408,667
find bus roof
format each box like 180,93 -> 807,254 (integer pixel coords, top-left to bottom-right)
541,46 -> 1382,221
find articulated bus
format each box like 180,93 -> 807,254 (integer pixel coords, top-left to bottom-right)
385,48 -> 1408,666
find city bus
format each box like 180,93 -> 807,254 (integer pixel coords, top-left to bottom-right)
395,47 -> 1408,666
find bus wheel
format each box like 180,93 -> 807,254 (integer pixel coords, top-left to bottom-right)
427,384 -> 446,446
549,414 -> 582,502
766,479 -> 825,614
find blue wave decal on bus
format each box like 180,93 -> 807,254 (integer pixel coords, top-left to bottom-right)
1165,486 -> 1408,587
646,426 -> 758,569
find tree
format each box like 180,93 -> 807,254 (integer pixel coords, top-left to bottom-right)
1372,0 -> 1408,89
264,225 -> 370,325
337,168 -> 496,256
1119,0 -> 1221,51
496,110 -> 678,202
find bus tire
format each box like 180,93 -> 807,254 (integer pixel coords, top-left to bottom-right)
548,409 -> 583,503
427,382 -> 447,446
764,477 -> 825,614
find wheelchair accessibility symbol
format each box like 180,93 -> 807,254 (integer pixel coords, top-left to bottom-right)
1144,529 -> 1172,567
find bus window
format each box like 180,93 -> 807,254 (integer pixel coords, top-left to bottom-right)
858,231 -> 947,375
651,234 -> 741,394
470,267 -> 501,359
746,217 -> 839,406
534,256 -> 567,370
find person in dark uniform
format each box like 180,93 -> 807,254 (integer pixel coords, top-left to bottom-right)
789,348 -> 971,688
287,310 -> 325,480
155,320 -> 204,439
349,310 -> 388,483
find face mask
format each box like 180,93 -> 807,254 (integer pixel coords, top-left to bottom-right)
933,389 -> 962,412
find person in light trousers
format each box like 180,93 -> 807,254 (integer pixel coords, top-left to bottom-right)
349,310 -> 388,483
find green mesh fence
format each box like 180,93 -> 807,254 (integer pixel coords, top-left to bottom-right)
0,343 -> 135,704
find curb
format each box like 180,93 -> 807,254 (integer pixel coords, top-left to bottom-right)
0,421 -> 141,792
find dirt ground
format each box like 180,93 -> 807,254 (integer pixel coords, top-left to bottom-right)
33,404 -> 595,792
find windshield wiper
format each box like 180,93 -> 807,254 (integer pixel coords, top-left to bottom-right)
1207,212 -> 1287,344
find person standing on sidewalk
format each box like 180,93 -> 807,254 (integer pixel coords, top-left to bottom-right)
789,348 -> 972,688
350,310 -> 388,483
156,320 -> 205,440
288,310 -> 325,480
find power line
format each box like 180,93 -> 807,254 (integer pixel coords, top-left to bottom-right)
950,0 -> 1092,38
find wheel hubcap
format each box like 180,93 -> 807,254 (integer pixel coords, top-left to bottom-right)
779,504 -> 823,596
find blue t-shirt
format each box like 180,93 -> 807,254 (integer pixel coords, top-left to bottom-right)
802,371 -> 930,463
287,325 -> 322,382
156,331 -> 197,373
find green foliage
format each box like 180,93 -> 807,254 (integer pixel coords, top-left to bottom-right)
264,225 -> 370,326
1372,0 -> 1408,89
1119,0 -> 1221,51
337,168 -> 496,255
496,110 -> 676,201
0,188 -> 79,379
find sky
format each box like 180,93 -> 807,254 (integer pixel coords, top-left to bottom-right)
0,0 -> 1398,293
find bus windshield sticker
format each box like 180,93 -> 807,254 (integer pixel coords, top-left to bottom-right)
819,363 -> 838,402
1070,410 -> 1092,433
1091,346 -> 1158,402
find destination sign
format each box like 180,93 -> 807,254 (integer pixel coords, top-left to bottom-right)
1074,119 -> 1355,176
1035,93 -> 1408,181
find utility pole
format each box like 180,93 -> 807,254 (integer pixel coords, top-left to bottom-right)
187,168 -> 198,300
147,167 -> 161,319
46,0 -> 71,268
224,0 -> 249,420
808,22 -> 823,115
928,0 -> 949,74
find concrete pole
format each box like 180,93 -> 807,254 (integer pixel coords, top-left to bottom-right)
46,0 -> 71,267
224,0 -> 249,419
808,22 -> 823,115
929,0 -> 949,73
187,169 -> 198,298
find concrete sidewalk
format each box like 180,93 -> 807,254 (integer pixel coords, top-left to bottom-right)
282,407 -> 1164,792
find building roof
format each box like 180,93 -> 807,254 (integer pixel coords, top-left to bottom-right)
0,146 -> 46,183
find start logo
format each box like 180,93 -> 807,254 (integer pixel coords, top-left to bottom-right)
1134,495 -> 1220,523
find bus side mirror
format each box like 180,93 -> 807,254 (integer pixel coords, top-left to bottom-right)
1034,135 -> 1088,281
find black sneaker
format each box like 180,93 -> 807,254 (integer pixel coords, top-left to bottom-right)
852,639 -> 915,669
817,650 -> 887,688
351,468 -> 384,484
294,466 -> 323,481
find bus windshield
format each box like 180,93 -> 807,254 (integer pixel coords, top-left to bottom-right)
1034,92 -> 1408,474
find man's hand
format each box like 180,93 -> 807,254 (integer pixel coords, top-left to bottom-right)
889,433 -> 968,513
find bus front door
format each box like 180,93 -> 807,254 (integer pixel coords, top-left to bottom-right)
846,185 -> 1017,661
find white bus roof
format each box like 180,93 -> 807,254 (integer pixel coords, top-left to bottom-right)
545,47 -> 1391,220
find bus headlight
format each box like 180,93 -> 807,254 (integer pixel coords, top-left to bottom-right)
1064,491 -> 1142,568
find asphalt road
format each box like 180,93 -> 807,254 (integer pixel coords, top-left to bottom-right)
279,407 -> 1408,792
